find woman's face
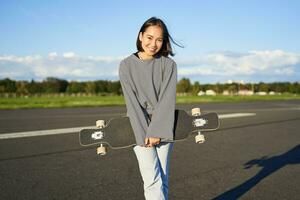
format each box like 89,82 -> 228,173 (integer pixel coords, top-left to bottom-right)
139,25 -> 164,58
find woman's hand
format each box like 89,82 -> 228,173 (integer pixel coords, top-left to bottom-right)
145,137 -> 161,147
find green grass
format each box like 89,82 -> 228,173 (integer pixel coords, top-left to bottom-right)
0,95 -> 125,109
176,94 -> 300,103
0,94 -> 299,109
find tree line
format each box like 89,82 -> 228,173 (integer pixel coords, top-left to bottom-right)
176,78 -> 300,95
0,77 -> 122,95
0,77 -> 299,96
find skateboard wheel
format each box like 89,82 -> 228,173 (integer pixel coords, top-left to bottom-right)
96,120 -> 105,128
97,145 -> 107,155
195,134 -> 205,143
191,108 -> 201,116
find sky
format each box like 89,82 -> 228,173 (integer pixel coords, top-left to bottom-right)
0,0 -> 300,83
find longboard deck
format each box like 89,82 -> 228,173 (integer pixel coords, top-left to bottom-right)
79,110 -> 219,148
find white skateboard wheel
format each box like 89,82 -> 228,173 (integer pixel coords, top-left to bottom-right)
96,120 -> 105,128
195,134 -> 205,143
191,108 -> 201,116
97,145 -> 107,155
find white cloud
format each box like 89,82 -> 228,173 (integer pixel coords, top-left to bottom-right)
274,67 -> 294,75
178,67 -> 214,76
0,50 -> 299,82
0,54 -> 42,63
177,50 -> 300,77
63,52 -> 76,59
87,55 -> 126,63
48,52 -> 58,59
0,52 -> 125,81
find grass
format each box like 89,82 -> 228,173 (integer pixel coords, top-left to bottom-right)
0,94 -> 299,109
0,95 -> 124,109
176,94 -> 300,103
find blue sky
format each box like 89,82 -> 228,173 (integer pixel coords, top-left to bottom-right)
1,0 -> 300,83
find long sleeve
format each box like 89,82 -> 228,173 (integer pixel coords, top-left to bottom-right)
119,61 -> 149,145
146,62 -> 177,139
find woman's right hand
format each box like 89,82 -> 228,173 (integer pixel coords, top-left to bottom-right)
145,137 -> 161,147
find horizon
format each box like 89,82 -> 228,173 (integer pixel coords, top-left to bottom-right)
1,76 -> 299,85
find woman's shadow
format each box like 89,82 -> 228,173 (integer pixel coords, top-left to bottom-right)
213,144 -> 300,200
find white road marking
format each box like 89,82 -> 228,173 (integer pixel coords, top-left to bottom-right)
218,113 -> 256,119
0,126 -> 95,139
0,113 -> 256,140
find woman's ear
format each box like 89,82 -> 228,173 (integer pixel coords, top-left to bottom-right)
139,32 -> 143,42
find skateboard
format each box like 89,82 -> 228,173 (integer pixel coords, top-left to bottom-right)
79,108 -> 219,155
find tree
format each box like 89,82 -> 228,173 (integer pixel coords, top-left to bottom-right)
177,78 -> 192,93
66,81 -> 85,93
41,77 -> 68,93
107,81 -> 122,95
0,78 -> 17,93
27,80 -> 44,94
227,83 -> 238,94
191,81 -> 201,95
95,80 -> 108,93
258,82 -> 269,92
16,81 -> 29,94
85,81 -> 97,93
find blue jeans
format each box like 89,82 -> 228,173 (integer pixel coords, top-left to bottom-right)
133,142 -> 174,200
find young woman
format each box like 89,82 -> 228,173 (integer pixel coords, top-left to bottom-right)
119,17 -> 182,200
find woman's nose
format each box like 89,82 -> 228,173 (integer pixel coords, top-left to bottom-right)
150,40 -> 157,47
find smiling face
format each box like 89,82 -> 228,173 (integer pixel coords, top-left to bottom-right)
138,25 -> 164,59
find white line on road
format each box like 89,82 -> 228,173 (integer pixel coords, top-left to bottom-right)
218,113 -> 256,119
0,126 -> 95,139
0,113 -> 256,140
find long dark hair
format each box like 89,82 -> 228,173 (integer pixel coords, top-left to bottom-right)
136,17 -> 183,57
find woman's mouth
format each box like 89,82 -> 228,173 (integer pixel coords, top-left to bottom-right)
148,48 -> 156,52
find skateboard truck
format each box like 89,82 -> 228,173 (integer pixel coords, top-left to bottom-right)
97,143 -> 107,155
96,120 -> 106,128
191,108 -> 206,144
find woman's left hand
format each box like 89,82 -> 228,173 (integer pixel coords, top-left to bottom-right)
145,137 -> 161,147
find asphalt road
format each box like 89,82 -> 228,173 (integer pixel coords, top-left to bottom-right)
0,100 -> 299,200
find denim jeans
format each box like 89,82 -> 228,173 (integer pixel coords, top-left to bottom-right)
133,142 -> 174,200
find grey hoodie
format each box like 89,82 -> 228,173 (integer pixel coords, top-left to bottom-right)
119,54 -> 177,145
